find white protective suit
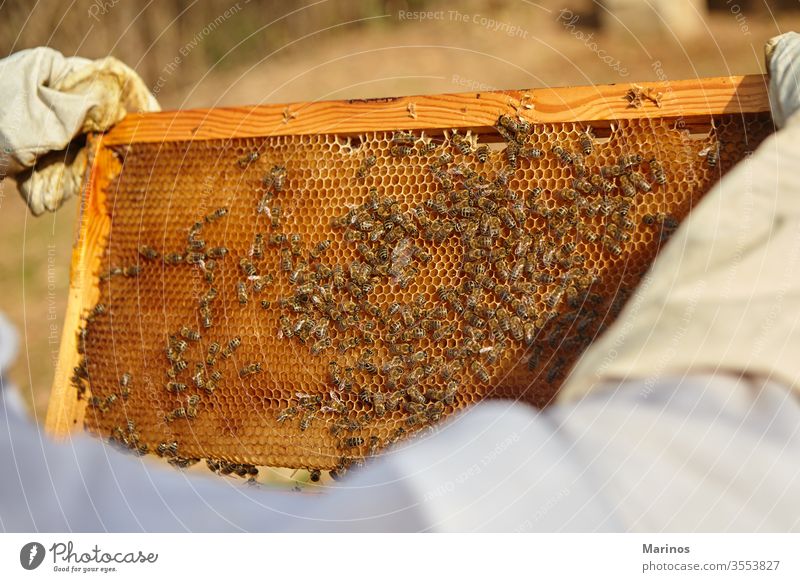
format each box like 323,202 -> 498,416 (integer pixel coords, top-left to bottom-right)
2,38 -> 800,532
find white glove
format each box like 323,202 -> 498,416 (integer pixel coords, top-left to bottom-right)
560,32 -> 800,403
0,48 -> 159,215
766,32 -> 800,128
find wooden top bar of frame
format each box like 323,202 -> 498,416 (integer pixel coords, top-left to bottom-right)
104,75 -> 770,146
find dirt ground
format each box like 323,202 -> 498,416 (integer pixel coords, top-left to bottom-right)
1,0 -> 797,423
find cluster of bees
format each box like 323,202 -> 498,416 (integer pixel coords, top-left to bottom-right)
266,116 -> 700,478
76,195 -> 276,476
74,109 -> 723,482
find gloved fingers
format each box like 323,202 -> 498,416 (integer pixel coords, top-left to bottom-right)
55,56 -> 160,134
766,31 -> 800,129
0,47 -> 159,215
17,145 -> 88,216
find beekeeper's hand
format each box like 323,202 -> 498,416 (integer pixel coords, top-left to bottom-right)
560,31 -> 800,402
0,48 -> 159,215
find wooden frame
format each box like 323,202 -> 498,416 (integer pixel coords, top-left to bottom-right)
45,74 -> 771,437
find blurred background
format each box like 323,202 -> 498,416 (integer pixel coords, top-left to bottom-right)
1,0 -> 797,422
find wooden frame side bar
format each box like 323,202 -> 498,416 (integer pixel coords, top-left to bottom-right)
44,138 -> 114,437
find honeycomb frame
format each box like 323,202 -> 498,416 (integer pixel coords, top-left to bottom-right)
46,75 -> 773,472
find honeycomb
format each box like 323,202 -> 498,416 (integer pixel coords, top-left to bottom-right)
71,112 -> 772,474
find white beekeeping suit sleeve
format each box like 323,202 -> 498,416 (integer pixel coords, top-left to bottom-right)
0,47 -> 159,215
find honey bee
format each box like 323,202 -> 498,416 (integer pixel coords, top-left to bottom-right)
602,235 -> 623,257
310,239 -> 331,260
498,207 -> 517,229
309,468 -> 322,482
271,165 -> 287,192
392,130 -> 415,144
554,187 -> 575,203
572,152 -> 587,177
166,381 -> 187,394
705,143 -> 719,167
237,151 -> 259,168
495,257 -> 514,281
328,361 -> 346,387
452,133 -> 473,155
607,223 -> 631,243
472,144 -> 490,163
203,248 -> 227,262
338,337 -> 360,354
405,385 -> 426,404
163,252 -> 184,265
592,174 -> 616,194
234,281 -> 247,305
299,410 -> 315,432
206,207 -> 229,223
342,436 -> 365,449
619,153 -> 643,168
119,372 -> 132,388
494,284 -> 512,303
545,287 -> 564,309
505,142 -> 519,168
179,326 -> 201,342
438,358 -> 462,382
552,144 -> 574,165
470,360 -> 490,383
579,127 -> 594,155
520,146 -> 544,160
649,158 -> 666,185
184,251 -> 205,266
187,235 -> 206,257
279,248 -> 293,273
368,392 -> 385,417
166,407 -> 187,422
220,337 -> 240,357
239,363 -> 262,377
527,346 -> 542,371
266,234 -> 285,249
173,354 -> 190,371
356,155 -> 377,179
391,145 -> 413,157
509,316 -> 525,341
576,223 -> 598,243
600,164 -> 624,178
89,303 -> 107,320
100,265 -> 123,281
508,261 -> 525,283
417,140 -> 438,155
310,338 -> 332,356
277,406 -> 298,423
247,233 -> 264,259
270,204 -> 282,228
357,356 -> 378,376
496,114 -> 519,136
618,174 -> 636,197
630,171 -> 651,192
138,245 -> 160,261
660,213 -> 679,230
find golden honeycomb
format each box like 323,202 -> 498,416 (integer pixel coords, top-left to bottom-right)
72,112 -> 772,474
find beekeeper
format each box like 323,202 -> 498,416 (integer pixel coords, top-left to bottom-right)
1,34 -> 800,532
